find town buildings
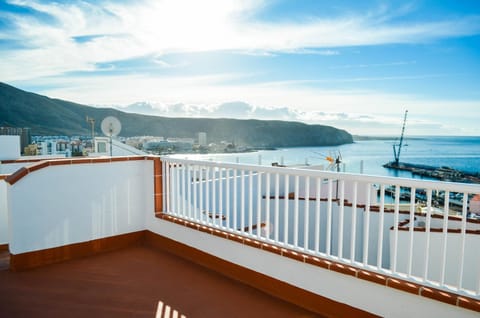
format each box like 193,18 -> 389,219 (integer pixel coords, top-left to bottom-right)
0,127 -> 31,155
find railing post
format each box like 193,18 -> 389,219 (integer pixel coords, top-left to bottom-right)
338,180 -> 345,258
440,190 -> 449,285
205,166 -> 210,224
293,175 -> 299,248
363,183 -> 372,266
457,193 -> 469,291
392,185 -> 400,273
181,163 -> 186,218
186,163 -> 192,219
199,166 -> 204,223
274,173 -> 280,242
326,179 -> 333,256
240,169 -> 245,233
265,172 -> 271,240
314,177 -> 321,254
256,171 -> 262,238
407,187 -> 416,277
212,166 -> 216,227
423,189 -> 433,282
233,168 -> 238,231
304,176 -> 310,251
193,165 -> 198,220
350,181 -> 358,263
248,171 -> 253,235
163,160 -> 169,213
225,168 -> 230,230
377,184 -> 385,269
283,174 -> 289,245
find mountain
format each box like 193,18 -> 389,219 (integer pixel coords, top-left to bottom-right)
0,82 -> 353,147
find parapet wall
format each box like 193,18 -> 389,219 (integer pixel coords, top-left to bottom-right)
6,157 -> 155,255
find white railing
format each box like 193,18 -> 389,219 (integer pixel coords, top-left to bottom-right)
161,157 -> 480,299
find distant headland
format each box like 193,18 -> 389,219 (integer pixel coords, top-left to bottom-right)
0,82 -> 353,149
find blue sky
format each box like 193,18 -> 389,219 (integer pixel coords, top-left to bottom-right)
1,0 -> 479,136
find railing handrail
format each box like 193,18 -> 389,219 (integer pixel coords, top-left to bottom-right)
162,157 -> 480,193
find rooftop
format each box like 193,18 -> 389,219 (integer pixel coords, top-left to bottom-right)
1,155 -> 480,317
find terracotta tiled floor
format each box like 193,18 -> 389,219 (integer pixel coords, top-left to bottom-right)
0,246 -> 319,317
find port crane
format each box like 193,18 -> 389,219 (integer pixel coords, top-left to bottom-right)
393,110 -> 408,165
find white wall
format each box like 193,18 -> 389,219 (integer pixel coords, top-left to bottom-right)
0,180 -> 8,245
146,217 -> 478,318
7,160 -> 154,254
0,136 -> 21,160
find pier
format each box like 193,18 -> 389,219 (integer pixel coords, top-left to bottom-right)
383,161 -> 480,184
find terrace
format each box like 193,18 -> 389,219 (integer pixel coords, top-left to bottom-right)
1,155 -> 480,317
0,245 -> 318,317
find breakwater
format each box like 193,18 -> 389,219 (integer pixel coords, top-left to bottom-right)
383,161 -> 480,184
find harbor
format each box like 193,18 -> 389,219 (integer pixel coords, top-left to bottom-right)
383,110 -> 480,184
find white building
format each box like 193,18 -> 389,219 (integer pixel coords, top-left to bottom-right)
198,132 -> 207,146
93,136 -> 147,156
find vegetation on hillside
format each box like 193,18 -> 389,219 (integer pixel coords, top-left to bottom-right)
0,82 -> 353,147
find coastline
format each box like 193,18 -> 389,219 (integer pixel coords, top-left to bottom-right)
169,136 -> 480,180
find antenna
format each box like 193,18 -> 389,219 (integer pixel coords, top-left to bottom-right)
316,150 -> 343,199
393,110 -> 408,165
323,151 -> 342,172
332,151 -> 343,199
86,116 -> 95,151
101,116 -> 122,156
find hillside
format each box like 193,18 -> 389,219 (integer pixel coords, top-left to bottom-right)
0,82 -> 353,147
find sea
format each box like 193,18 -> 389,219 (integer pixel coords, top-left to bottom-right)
170,136 -> 480,179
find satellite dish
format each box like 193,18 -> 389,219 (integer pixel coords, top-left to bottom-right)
101,116 -> 122,137
100,116 -> 121,156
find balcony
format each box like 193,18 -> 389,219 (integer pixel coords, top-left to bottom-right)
1,156 -> 480,317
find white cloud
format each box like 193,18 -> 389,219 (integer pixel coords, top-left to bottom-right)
98,77 -> 479,136
213,102 -> 253,117
283,48 -> 340,56
2,0 -> 480,81
330,60 -> 417,69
